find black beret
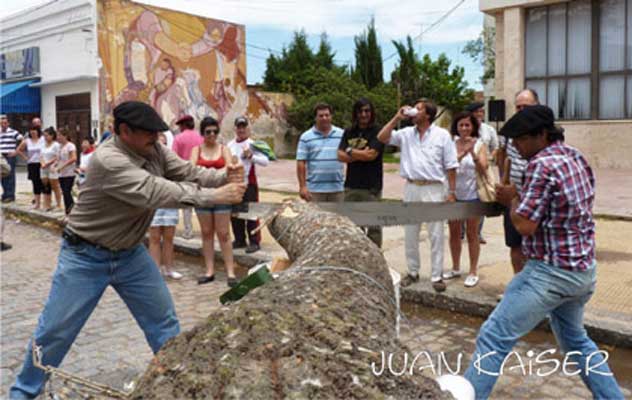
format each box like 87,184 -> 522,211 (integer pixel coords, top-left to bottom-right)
499,105 -> 560,138
465,102 -> 485,112
113,101 -> 169,132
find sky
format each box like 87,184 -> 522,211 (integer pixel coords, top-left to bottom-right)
1,0 -> 485,89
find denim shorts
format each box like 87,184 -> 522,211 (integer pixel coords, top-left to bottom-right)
195,204 -> 232,215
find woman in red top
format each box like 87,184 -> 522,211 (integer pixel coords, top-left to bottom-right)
190,117 -> 237,287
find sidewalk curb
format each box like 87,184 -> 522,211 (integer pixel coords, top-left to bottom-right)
3,204 -> 272,270
6,204 -> 632,349
401,284 -> 632,349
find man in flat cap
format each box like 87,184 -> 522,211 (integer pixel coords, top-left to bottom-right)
10,101 -> 246,399
464,105 -> 623,399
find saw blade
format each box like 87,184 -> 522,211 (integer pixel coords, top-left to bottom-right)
233,201 -> 504,227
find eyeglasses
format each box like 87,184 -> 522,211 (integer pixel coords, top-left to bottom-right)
203,129 -> 219,135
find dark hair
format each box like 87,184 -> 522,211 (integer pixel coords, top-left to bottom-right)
113,119 -> 133,135
177,118 -> 195,130
199,116 -> 219,135
58,127 -> 71,138
450,111 -> 480,138
83,136 -> 95,145
29,125 -> 42,138
526,125 -> 565,143
414,98 -> 438,123
351,98 -> 375,129
313,102 -> 333,117
44,126 -> 57,140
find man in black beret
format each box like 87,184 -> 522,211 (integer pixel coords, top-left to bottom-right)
463,105 -> 623,399
10,101 -> 246,399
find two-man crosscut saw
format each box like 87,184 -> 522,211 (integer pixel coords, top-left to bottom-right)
233,201 -> 504,227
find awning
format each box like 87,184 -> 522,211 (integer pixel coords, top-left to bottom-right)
0,79 -> 41,114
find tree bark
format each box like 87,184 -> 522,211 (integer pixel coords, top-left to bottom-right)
131,203 -> 450,399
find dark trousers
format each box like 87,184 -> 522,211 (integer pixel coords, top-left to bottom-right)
1,154 -> 16,201
231,184 -> 261,245
59,176 -> 75,214
344,188 -> 383,248
27,163 -> 44,195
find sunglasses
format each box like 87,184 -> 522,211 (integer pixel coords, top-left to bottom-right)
203,128 -> 219,135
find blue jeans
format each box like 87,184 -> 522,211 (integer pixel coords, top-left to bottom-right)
1,154 -> 16,201
10,239 -> 180,399
464,259 -> 623,400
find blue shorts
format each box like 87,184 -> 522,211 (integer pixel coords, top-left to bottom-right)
195,204 -> 232,215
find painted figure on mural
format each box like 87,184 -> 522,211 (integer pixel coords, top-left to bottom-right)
191,20 -> 246,123
99,0 -> 248,129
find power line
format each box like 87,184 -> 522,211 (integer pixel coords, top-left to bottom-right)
383,0 -> 466,62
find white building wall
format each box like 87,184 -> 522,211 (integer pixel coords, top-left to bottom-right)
40,79 -> 98,129
1,0 -> 99,126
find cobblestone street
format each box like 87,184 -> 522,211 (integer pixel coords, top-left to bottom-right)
2,220 -> 631,399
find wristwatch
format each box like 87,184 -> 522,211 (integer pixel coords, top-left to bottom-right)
346,147 -> 353,157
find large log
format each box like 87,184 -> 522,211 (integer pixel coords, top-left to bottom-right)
130,203 -> 450,399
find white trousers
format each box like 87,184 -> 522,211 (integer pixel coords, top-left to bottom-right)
403,182 -> 445,281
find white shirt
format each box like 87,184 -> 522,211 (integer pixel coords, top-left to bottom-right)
58,142 -> 77,177
41,141 -> 60,164
388,124 -> 458,183
455,139 -> 483,201
164,130 -> 174,150
26,137 -> 45,164
479,123 -> 499,154
78,151 -> 94,185
227,138 -> 269,184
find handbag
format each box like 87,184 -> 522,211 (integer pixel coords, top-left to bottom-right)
474,141 -> 497,202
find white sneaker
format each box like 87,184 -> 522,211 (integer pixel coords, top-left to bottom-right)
464,274 -> 479,287
442,270 -> 462,280
164,270 -> 183,280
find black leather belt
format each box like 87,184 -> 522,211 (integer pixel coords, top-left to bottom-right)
62,228 -> 99,248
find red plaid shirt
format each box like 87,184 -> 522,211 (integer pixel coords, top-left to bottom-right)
515,141 -> 595,271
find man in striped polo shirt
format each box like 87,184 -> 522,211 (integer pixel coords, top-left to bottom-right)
296,103 -> 345,202
498,88 -> 539,274
0,115 -> 23,203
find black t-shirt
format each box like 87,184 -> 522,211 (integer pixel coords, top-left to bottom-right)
338,125 -> 384,191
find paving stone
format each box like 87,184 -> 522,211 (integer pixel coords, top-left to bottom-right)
2,221 -> 631,399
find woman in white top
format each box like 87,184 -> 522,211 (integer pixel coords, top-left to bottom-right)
148,132 -> 183,280
444,112 -> 489,288
16,126 -> 45,209
56,128 -> 77,215
40,127 -> 62,211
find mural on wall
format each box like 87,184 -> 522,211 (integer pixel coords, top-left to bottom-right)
97,0 -> 248,130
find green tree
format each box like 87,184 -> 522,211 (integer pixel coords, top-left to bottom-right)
263,30 -> 315,93
462,27 -> 496,85
353,17 -> 383,89
391,36 -> 474,114
315,32 -> 335,70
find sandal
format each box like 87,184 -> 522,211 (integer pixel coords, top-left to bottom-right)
197,275 -> 215,285
464,274 -> 479,287
227,277 -> 239,288
442,270 -> 462,280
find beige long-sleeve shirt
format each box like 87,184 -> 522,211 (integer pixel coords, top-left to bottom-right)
67,135 -> 227,250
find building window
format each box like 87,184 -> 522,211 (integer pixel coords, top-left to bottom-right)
525,0 -> 632,120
